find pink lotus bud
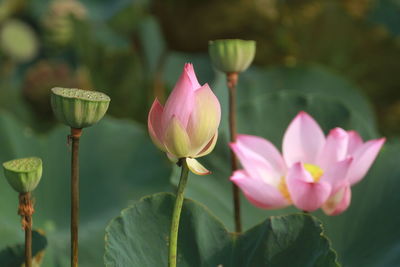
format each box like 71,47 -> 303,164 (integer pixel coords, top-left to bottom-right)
148,63 -> 221,175
231,111 -> 385,214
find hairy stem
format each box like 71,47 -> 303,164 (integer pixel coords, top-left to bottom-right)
227,72 -> 242,233
19,192 -> 33,267
169,159 -> 190,267
70,128 -> 82,267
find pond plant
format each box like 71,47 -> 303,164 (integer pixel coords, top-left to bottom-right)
3,157 -> 43,267
209,39 -> 256,232
0,39 -> 388,267
148,63 -> 221,266
51,87 -> 110,267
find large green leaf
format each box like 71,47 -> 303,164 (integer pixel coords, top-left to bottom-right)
104,193 -> 338,267
0,112 -> 172,266
0,230 -> 47,267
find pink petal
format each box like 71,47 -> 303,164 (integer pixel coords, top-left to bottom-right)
231,170 -> 289,209
282,111 -> 325,167
347,130 -> 363,155
184,63 -> 201,90
348,138 -> 385,185
186,84 -> 221,155
317,128 -> 348,169
230,142 -> 281,186
162,64 -> 200,129
148,99 -> 165,151
286,162 -> 331,212
236,134 -> 286,175
322,184 -> 351,216
322,157 -> 353,194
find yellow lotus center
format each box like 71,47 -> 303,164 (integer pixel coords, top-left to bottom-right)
277,164 -> 324,203
304,163 -> 324,182
278,177 -> 291,203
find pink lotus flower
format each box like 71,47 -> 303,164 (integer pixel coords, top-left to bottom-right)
148,63 -> 221,175
230,111 -> 385,214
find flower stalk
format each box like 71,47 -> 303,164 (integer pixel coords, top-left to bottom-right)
18,192 -> 34,267
50,87 -> 110,267
169,158 -> 190,267
69,127 -> 82,267
227,72 -> 242,233
209,38 -> 256,233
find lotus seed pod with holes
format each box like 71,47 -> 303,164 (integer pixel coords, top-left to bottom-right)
3,157 -> 43,193
51,87 -> 110,128
208,39 -> 256,73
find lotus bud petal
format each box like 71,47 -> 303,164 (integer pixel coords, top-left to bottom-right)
51,87 -> 110,128
3,157 -> 43,193
208,39 -> 256,73
186,158 -> 210,175
148,63 -> 221,175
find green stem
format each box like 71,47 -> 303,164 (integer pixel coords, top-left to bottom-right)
70,128 -> 82,267
169,159 -> 190,267
25,220 -> 32,267
227,72 -> 242,233
19,192 -> 32,267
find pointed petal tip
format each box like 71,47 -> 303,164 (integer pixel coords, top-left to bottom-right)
329,127 -> 347,137
283,111 -> 325,165
366,137 -> 386,149
230,170 -> 244,182
378,137 -> 386,144
183,63 -> 201,89
373,137 -> 386,151
294,111 -> 319,124
297,110 -> 310,118
150,98 -> 163,109
184,62 -> 194,68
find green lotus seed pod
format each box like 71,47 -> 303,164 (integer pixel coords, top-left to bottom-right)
3,157 -> 43,193
208,39 -> 256,73
51,87 -> 110,129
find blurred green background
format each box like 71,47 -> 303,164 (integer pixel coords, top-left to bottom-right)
0,0 -> 399,266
